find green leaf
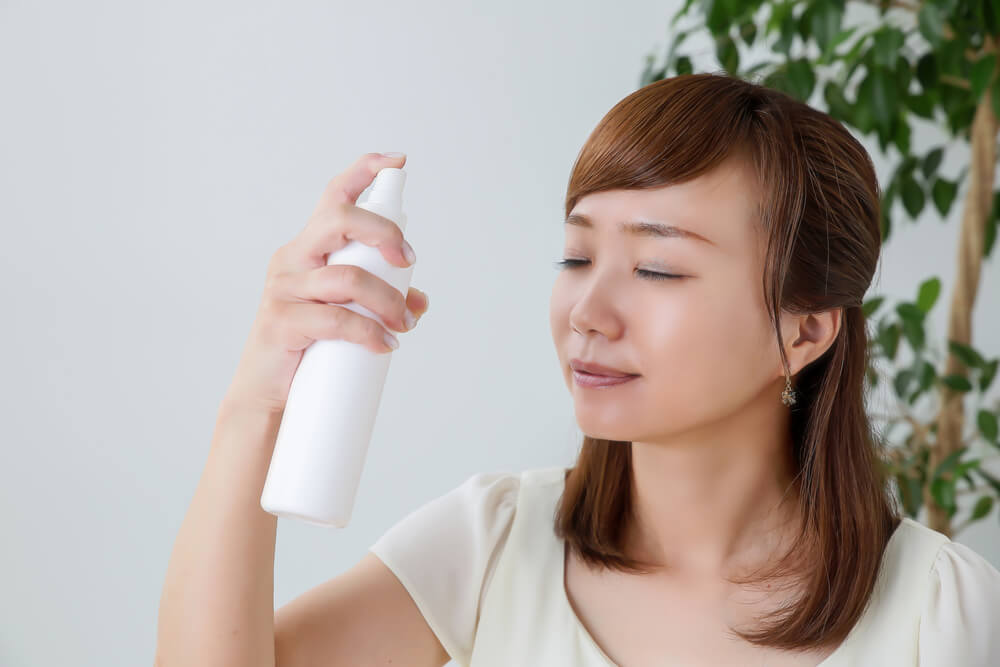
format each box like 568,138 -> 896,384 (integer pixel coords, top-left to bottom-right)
916,277 -> 940,313
664,29 -> 691,73
893,113 -> 911,155
824,81 -> 853,121
716,34 -> 739,74
873,26 -> 904,69
970,53 -> 997,102
907,91 -> 936,120
978,410 -> 999,442
931,178 -> 958,217
901,172 -> 924,218
918,4 -> 945,49
921,147 -> 944,181
917,359 -> 937,392
879,321 -> 902,360
896,473 -> 924,517
823,26 -> 859,64
863,66 -> 898,138
738,20 -> 757,46
705,0 -> 733,34
987,0 -> 1000,34
932,447 -> 968,482
894,367 -> 915,399
854,79 -> 875,133
948,340 -> 986,369
896,303 -> 925,338
810,0 -> 844,56
980,358 -> 998,392
931,477 -> 957,515
669,0 -> 698,27
916,52 -> 939,93
787,58 -> 816,100
862,296 -> 885,318
676,56 -> 693,76
971,495 -> 995,521
773,8 -> 797,56
976,467 -> 1000,496
941,374 -> 973,392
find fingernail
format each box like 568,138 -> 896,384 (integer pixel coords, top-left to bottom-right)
384,329 -> 399,349
404,308 -> 416,330
401,240 -> 416,264
381,151 -> 406,158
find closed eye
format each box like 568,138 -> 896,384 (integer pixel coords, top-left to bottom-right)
552,258 -> 684,281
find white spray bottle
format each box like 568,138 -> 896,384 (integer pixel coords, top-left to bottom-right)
260,167 -> 412,528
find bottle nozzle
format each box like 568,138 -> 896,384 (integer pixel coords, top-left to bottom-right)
366,168 -> 406,210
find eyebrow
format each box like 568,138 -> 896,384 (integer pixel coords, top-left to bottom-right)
564,213 -> 716,247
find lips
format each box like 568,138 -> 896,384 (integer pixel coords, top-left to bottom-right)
569,358 -> 639,378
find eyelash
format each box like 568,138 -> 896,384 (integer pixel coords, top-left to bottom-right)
552,258 -> 684,281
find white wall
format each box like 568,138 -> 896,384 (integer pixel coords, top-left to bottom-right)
1,1 -> 997,665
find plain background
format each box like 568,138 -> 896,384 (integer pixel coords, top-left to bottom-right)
2,1 -> 998,665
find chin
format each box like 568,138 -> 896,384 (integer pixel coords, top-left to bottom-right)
574,416 -> 640,442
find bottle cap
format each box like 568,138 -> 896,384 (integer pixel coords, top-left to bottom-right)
366,168 -> 406,210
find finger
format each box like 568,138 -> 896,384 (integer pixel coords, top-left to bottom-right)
294,203 -> 414,271
277,301 -> 398,354
313,152 -> 407,214
272,264 -> 411,333
405,287 -> 429,319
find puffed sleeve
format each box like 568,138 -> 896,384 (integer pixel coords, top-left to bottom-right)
368,470 -> 521,666
918,540 -> 1000,666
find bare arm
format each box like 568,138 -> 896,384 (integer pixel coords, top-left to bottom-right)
154,399 -> 451,667
155,401 -> 281,667
155,153 -> 443,666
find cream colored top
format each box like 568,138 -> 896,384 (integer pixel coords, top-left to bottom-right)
369,466 -> 1000,666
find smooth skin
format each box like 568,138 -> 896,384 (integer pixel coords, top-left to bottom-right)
549,151 -> 842,666
154,152 -> 448,666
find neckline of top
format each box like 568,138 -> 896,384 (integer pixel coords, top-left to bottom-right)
547,474 -> 916,667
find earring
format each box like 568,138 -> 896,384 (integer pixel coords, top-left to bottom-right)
781,374 -> 798,407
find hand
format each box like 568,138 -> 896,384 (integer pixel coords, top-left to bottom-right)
222,152 -> 429,415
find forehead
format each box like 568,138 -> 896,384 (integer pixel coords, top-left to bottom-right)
566,157 -> 760,251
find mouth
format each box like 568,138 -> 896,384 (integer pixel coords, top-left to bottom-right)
572,370 -> 640,388
568,358 -> 640,389
569,357 -> 640,378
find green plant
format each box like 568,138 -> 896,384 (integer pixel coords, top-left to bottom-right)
641,0 -> 1000,538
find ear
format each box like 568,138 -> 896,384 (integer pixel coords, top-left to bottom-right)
778,307 -> 843,379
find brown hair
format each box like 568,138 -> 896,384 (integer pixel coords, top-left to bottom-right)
553,72 -> 901,651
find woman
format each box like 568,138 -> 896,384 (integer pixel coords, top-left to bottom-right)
155,73 -> 1000,666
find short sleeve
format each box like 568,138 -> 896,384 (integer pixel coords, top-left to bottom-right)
917,541 -> 1000,666
369,470 -> 520,666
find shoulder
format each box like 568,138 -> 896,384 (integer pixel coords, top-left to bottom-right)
369,465 -> 566,552
895,518 -> 1000,666
367,466 -> 562,665
369,469 -> 523,575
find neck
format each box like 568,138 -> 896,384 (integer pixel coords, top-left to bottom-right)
625,386 -> 801,578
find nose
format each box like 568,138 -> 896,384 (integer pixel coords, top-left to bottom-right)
568,271 -> 625,340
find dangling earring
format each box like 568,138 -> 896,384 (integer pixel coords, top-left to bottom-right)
781,373 -> 797,407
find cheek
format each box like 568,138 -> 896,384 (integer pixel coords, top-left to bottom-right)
634,288 -> 773,420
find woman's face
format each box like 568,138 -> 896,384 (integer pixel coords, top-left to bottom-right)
549,155 -> 786,442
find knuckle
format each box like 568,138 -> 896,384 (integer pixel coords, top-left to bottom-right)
328,303 -> 350,329
336,263 -> 363,289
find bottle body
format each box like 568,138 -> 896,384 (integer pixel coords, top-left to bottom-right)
260,169 -> 411,528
